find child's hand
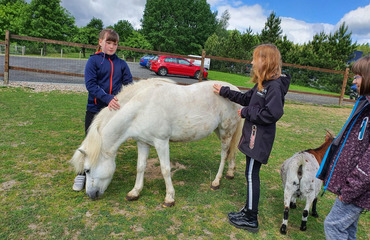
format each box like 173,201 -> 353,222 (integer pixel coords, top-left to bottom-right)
238,109 -> 242,117
213,84 -> 222,94
108,96 -> 120,111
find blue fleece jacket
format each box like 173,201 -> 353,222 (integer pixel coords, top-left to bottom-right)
85,51 -> 133,112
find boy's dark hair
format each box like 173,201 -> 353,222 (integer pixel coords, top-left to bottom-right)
352,55 -> 370,96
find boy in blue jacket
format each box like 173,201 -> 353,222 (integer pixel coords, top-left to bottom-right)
73,28 -> 133,191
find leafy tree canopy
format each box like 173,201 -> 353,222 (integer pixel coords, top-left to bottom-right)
259,11 -> 282,44
22,0 -> 76,41
141,0 -> 217,54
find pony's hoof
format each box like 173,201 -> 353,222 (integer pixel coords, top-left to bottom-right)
225,175 -> 234,180
210,184 -> 220,191
162,201 -> 175,207
125,195 -> 140,201
280,225 -> 287,234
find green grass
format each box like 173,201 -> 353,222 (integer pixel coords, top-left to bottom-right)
0,86 -> 368,239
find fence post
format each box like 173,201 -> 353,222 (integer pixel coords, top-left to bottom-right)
4,30 -> 10,84
339,67 -> 349,106
198,49 -> 206,82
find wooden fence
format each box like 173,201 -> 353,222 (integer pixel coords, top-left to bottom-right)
1,30 -> 353,105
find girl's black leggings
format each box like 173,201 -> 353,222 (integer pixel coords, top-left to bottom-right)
245,156 -> 262,212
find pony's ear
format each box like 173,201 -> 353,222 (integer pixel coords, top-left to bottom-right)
78,148 -> 87,156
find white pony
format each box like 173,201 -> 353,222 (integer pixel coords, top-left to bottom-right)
70,78 -> 243,207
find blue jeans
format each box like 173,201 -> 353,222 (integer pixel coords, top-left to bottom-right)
324,197 -> 363,240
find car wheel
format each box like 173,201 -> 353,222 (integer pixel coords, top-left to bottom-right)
194,71 -> 200,79
158,67 -> 168,76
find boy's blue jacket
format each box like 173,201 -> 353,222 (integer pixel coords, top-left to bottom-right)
85,51 -> 133,113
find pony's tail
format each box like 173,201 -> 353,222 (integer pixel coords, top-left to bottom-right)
227,118 -> 244,162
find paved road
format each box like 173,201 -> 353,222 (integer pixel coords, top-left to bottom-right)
0,55 -> 354,106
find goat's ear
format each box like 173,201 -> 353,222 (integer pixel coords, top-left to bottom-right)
78,148 -> 87,156
324,128 -> 334,138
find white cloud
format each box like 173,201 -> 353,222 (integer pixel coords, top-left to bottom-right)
61,0 -> 146,29
338,4 -> 370,44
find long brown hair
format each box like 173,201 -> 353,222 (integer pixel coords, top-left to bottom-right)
96,28 -> 119,52
251,44 -> 282,91
351,55 -> 370,96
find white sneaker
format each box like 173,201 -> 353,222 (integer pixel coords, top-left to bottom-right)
72,174 -> 85,191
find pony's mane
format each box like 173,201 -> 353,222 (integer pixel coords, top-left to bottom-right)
116,78 -> 176,101
70,78 -> 176,172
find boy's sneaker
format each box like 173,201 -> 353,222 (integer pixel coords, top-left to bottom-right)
73,174 -> 86,191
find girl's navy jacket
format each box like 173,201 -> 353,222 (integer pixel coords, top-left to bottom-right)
85,51 -> 133,113
219,74 -> 291,164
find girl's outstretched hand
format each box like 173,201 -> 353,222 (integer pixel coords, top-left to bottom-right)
213,84 -> 222,94
108,96 -> 120,111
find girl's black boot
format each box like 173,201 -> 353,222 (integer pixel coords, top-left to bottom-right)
228,209 -> 259,233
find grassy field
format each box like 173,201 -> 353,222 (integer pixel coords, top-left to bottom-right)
0,86 -> 368,239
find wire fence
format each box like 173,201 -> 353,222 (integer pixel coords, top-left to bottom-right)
1,30 -> 354,105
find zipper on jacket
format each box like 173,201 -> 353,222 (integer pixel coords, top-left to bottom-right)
249,125 -> 257,149
108,58 -> 113,94
358,116 -> 368,140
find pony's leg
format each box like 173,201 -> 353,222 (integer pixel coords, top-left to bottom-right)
126,141 -> 150,201
154,139 -> 175,207
210,135 -> 231,190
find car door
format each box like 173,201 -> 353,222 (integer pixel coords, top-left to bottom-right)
177,58 -> 193,76
163,57 -> 178,74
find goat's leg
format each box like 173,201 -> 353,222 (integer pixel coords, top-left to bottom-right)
300,195 -> 315,231
280,188 -> 294,234
290,196 -> 297,209
280,207 -> 289,234
311,198 -> 319,218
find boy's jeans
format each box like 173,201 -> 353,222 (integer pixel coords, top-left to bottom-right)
324,197 -> 363,240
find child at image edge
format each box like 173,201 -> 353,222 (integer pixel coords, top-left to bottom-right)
72,29 -> 133,191
317,55 -> 370,240
214,44 -> 291,233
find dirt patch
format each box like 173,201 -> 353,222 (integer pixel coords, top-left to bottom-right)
145,158 -> 186,180
1,180 -> 17,191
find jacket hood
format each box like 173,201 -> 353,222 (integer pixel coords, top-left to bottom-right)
280,74 -> 291,95
93,51 -> 117,59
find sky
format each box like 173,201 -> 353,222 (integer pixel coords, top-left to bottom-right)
58,0 -> 370,45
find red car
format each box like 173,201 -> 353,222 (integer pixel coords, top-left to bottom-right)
150,55 -> 208,79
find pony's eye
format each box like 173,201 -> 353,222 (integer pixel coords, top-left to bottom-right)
84,169 -> 90,174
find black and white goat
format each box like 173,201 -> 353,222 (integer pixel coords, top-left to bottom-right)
279,130 -> 334,234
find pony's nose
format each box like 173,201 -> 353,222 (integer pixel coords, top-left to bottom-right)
87,190 -> 100,200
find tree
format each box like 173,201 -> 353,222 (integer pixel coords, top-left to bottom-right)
22,0 -> 75,41
0,0 -> 28,38
141,0 -> 217,54
73,17 -> 103,57
214,10 -> 230,39
259,11 -> 282,44
113,20 -> 134,43
121,31 -> 152,59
